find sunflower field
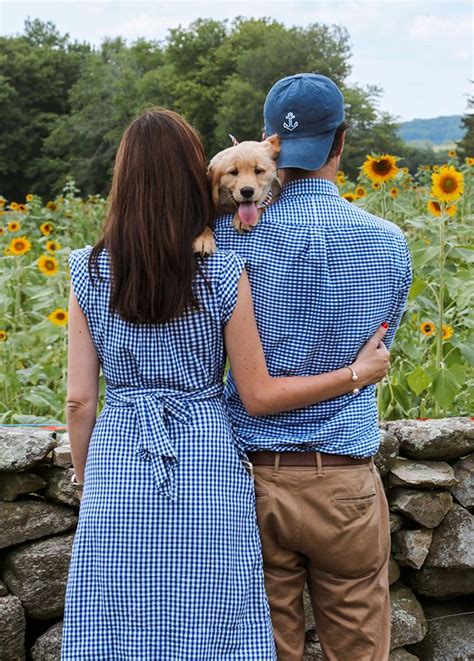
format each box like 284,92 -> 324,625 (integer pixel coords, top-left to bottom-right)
1,157 -> 473,424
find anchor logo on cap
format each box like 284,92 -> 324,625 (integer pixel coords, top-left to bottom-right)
283,112 -> 299,131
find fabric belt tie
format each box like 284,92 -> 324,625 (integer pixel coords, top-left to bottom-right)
105,383 -> 223,500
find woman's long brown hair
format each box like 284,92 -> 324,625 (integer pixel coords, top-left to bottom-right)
90,108 -> 212,324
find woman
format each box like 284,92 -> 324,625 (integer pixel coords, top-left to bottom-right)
61,108 -> 389,660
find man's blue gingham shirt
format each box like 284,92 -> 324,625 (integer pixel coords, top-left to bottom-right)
214,178 -> 412,457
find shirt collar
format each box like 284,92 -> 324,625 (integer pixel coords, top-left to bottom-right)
279,178 -> 340,199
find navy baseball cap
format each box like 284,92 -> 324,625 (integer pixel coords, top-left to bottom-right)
263,73 -> 345,170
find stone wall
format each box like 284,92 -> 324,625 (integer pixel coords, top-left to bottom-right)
0,419 -> 473,661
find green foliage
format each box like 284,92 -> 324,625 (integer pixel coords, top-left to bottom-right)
457,94 -> 474,158
1,17 -> 405,199
0,19 -> 91,200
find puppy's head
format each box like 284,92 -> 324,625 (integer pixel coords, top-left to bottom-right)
209,135 -> 280,225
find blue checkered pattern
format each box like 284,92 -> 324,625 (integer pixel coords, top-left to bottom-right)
61,247 -> 276,660
215,178 -> 412,457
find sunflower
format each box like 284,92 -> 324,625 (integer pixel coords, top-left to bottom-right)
401,167 -> 409,175
342,193 -> 355,202
0,227 -> 4,236
420,321 -> 436,336
431,165 -> 464,202
37,254 -> 59,276
442,324 -> 453,341
0,330 -> 7,342
355,186 -> 366,198
389,187 -> 399,198
448,150 -> 456,158
9,202 -> 18,211
48,308 -> 68,326
9,236 -> 32,256
46,201 -> 57,211
372,182 -> 381,190
362,154 -> 398,184
427,200 -> 457,217
26,194 -> 33,202
7,221 -> 20,233
17,204 -> 27,213
0,197 -> 5,207
46,239 -> 61,253
465,157 -> 474,166
40,222 -> 54,236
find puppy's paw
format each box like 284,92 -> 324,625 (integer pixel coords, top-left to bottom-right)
193,227 -> 216,256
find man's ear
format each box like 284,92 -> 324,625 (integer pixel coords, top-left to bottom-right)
335,130 -> 346,158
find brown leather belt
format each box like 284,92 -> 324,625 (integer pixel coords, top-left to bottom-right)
248,451 -> 371,467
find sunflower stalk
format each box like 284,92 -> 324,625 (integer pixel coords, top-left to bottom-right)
435,204 -> 447,416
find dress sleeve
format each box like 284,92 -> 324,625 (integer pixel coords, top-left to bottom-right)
68,247 -> 92,316
219,251 -> 247,326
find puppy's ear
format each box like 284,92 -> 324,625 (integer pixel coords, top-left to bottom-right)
207,163 -> 221,209
265,134 -> 281,160
271,176 -> 281,199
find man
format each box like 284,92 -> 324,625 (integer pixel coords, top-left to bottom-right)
214,73 -> 411,661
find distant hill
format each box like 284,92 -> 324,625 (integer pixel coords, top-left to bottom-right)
398,115 -> 465,145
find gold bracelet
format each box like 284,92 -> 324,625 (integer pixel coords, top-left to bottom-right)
346,366 -> 360,395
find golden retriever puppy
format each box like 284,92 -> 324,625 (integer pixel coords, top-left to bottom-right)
193,135 -> 280,255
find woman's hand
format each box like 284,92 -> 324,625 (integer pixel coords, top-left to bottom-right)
351,324 -> 390,387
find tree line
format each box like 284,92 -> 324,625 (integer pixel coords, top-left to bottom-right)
0,18 -> 471,200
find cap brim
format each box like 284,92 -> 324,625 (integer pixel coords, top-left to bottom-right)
276,129 -> 336,171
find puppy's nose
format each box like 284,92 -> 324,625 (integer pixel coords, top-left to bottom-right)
240,186 -> 254,199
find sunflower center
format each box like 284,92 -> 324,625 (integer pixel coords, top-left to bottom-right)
374,159 -> 392,174
56,312 -> 65,320
441,177 -> 456,192
45,260 -> 55,271
14,241 -> 25,250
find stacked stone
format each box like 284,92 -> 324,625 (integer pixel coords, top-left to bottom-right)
0,428 -> 77,660
0,420 -> 473,660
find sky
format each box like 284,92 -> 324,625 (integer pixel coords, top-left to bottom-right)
0,0 -> 472,122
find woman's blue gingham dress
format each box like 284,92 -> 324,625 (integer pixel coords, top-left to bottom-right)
61,247 -> 276,660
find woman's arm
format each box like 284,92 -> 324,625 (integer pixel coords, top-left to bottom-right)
224,271 -> 390,417
66,288 -> 100,484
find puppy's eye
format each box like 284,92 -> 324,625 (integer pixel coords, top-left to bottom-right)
229,169 -> 239,176
255,167 -> 265,175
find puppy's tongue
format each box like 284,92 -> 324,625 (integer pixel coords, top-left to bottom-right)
238,202 -> 258,226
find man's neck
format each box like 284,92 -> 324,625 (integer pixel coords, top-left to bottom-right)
279,161 -> 339,186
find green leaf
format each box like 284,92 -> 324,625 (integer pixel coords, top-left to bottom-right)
392,384 -> 412,414
452,340 -> 474,366
407,367 -> 431,395
409,277 -> 426,301
432,367 -> 459,409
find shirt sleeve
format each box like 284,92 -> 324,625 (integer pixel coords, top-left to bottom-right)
219,251 -> 247,326
68,247 -> 92,316
385,238 -> 412,348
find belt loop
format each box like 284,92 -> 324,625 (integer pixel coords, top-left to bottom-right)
272,452 -> 281,477
315,452 -> 324,478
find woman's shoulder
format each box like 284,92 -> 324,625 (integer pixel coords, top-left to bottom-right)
69,245 -> 110,280
202,249 -> 246,277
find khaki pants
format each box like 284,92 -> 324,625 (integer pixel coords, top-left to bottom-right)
253,460 -> 391,661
